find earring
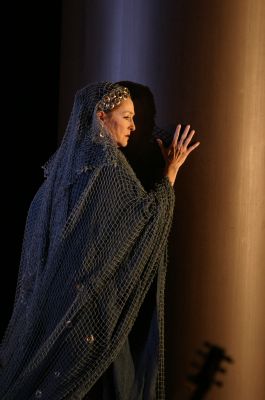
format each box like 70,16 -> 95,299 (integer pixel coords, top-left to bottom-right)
99,123 -> 104,138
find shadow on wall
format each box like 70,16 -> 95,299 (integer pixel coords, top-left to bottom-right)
117,80 -> 165,191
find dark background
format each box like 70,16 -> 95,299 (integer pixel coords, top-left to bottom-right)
3,2 -> 62,338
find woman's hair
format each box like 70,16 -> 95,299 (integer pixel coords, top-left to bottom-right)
96,84 -> 131,113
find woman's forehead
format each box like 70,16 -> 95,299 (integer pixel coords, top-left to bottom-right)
116,98 -> 135,113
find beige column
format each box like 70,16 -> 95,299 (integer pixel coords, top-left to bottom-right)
166,1 -> 265,399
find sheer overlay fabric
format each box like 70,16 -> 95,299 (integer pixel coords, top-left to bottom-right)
0,82 -> 175,399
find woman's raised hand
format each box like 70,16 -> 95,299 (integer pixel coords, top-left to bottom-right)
156,124 -> 200,186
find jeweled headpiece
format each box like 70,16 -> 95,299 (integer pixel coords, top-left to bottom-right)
97,85 -> 130,112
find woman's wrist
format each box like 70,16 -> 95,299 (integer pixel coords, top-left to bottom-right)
164,165 -> 179,186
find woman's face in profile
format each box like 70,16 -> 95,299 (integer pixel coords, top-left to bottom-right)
98,98 -> 136,147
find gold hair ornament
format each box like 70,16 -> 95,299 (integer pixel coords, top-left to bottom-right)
97,85 -> 130,112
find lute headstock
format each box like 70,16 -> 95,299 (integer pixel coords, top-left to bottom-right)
187,341 -> 234,399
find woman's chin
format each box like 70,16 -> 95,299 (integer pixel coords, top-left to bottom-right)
118,138 -> 130,147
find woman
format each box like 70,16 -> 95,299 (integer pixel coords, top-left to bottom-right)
0,82 -> 199,399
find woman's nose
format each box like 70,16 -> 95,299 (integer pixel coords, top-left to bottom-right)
130,120 -> 136,131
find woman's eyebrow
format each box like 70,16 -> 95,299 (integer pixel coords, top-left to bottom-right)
121,111 -> 135,115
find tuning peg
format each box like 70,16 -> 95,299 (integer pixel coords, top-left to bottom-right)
224,355 -> 234,363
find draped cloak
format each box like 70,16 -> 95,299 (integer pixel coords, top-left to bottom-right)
0,82 -> 175,400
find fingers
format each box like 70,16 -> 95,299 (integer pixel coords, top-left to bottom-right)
172,124 -> 181,147
183,129 -> 195,148
186,141 -> 200,155
175,125 -> 200,163
157,124 -> 200,166
178,124 -> 190,148
178,125 -> 199,153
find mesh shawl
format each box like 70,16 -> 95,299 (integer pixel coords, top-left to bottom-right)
0,82 -> 175,399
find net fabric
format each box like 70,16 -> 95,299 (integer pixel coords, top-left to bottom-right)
0,82 -> 175,399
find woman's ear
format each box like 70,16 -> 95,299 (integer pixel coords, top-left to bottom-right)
96,111 -> 105,123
